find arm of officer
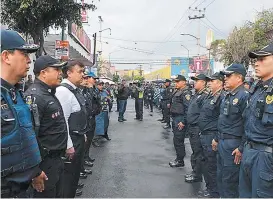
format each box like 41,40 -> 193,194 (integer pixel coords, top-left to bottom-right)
238,91 -> 250,153
182,90 -> 192,124
55,87 -> 74,157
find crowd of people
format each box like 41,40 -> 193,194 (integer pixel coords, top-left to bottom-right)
1,28 -> 273,198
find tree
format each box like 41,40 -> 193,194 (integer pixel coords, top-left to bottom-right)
112,74 -> 120,83
122,75 -> 131,81
210,8 -> 273,67
133,75 -> 145,82
1,0 -> 96,57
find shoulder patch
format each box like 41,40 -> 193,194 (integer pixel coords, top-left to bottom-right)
233,98 -> 239,105
185,94 -> 191,101
266,95 -> 273,104
25,96 -> 32,105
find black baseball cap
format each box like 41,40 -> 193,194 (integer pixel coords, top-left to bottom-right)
220,63 -> 247,77
248,43 -> 273,58
191,73 -> 207,81
34,55 -> 67,74
206,72 -> 225,82
174,75 -> 186,82
165,79 -> 172,83
1,29 -> 40,53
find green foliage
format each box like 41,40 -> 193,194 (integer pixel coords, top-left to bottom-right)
133,75 -> 145,82
1,0 -> 96,57
112,74 -> 120,83
210,8 -> 273,66
122,75 -> 132,81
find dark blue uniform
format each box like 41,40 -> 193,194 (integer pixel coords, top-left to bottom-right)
25,79 -> 68,198
170,87 -> 191,163
186,88 -> 209,181
217,85 -> 249,198
198,89 -> 224,197
162,86 -> 173,126
1,78 -> 41,198
239,79 -> 273,198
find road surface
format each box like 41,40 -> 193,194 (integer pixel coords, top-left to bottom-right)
80,99 -> 204,198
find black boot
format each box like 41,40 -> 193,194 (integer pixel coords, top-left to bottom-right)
169,159 -> 185,167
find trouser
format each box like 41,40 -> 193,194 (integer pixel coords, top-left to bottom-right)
217,138 -> 241,198
148,99 -> 153,112
239,142 -> 273,198
84,117 -> 96,160
163,102 -> 170,125
135,98 -> 143,119
34,155 -> 64,198
144,97 -> 149,107
118,100 -> 127,119
171,115 -> 186,161
109,101 -> 113,112
116,99 -> 120,111
187,125 -> 204,178
63,133 -> 85,198
200,133 -> 219,197
1,179 -> 29,198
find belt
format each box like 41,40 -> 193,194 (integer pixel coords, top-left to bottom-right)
201,131 -> 217,135
219,133 -> 241,140
247,141 -> 273,153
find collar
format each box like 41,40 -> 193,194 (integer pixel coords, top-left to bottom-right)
262,77 -> 273,88
1,78 -> 15,91
229,84 -> 244,96
34,78 -> 56,95
197,87 -> 206,94
62,79 -> 77,89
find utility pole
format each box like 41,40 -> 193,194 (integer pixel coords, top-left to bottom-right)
98,16 -> 103,53
188,7 -> 205,56
92,33 -> 97,66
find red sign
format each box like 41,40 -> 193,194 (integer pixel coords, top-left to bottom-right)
81,0 -> 88,23
70,23 -> 91,53
194,59 -> 203,71
55,40 -> 69,60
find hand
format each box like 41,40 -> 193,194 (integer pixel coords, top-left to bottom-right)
167,104 -> 170,108
177,122 -> 184,130
211,139 -> 218,151
66,147 -> 75,160
232,148 -> 242,165
32,171 -> 48,192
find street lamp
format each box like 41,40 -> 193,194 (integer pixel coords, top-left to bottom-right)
181,33 -> 200,55
181,44 -> 189,59
99,28 -> 111,35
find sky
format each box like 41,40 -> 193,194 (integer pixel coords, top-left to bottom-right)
82,0 -> 273,72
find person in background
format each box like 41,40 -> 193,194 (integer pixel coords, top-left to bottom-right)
132,81 -> 144,121
95,81 -> 111,141
24,74 -> 34,91
105,82 -> 113,112
117,79 -> 130,122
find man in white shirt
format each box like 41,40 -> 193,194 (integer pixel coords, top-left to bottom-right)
55,61 -> 88,198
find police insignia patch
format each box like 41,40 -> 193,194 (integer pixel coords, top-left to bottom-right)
266,95 -> 273,104
185,94 -> 190,101
25,96 -> 32,105
210,100 -> 214,105
233,98 -> 238,105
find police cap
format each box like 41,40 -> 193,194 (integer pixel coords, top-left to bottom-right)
34,55 -> 67,74
220,63 -> 247,77
191,73 -> 207,81
248,43 -> 273,58
206,72 -> 224,82
174,75 -> 186,82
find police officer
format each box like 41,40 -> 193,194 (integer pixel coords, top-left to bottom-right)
185,74 -> 210,183
55,61 -> 88,198
25,55 -> 68,197
1,29 -> 47,197
132,81 -> 144,121
169,75 -> 191,167
82,72 -> 99,160
214,63 -> 249,198
239,43 -> 273,198
145,83 -> 155,113
197,72 -> 225,197
118,80 -> 130,122
161,79 -> 173,129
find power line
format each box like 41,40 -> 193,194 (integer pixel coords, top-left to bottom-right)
195,0 -> 207,8
100,36 -> 195,43
204,0 -> 216,9
204,17 -> 227,37
200,19 -> 226,38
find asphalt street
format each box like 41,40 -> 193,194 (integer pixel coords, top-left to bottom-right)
80,99 -> 204,198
